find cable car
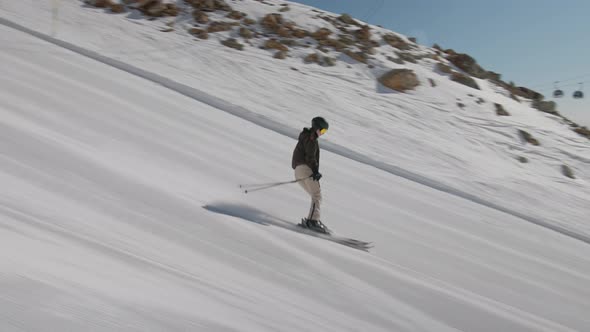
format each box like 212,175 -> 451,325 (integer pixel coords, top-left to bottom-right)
553,81 -> 564,98
573,83 -> 584,99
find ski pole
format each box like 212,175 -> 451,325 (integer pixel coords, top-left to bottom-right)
239,177 -> 309,189
239,180 -> 295,189
240,176 -> 311,194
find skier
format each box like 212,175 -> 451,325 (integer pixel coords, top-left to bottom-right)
292,116 -> 330,233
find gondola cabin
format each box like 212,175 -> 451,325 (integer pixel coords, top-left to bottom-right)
553,81 -> 564,98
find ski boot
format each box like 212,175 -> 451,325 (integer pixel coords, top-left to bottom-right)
300,218 -> 331,234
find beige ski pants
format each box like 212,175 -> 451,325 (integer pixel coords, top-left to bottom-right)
294,165 -> 322,221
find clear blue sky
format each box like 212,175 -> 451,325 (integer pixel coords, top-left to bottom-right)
293,0 -> 590,127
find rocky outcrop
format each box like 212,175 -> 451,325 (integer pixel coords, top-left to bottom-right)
354,25 -> 372,44
303,53 -> 335,67
207,21 -> 235,33
311,28 -> 332,41
531,100 -> 558,115
435,62 -> 453,74
444,51 -> 504,82
338,14 -> 359,26
378,69 -> 420,92
86,0 -> 179,16
110,3 -> 125,13
274,51 -> 287,59
343,50 -> 368,64
446,52 -> 487,78
497,83 -> 544,101
562,165 -> 575,179
573,126 -> 590,139
450,72 -> 480,90
317,38 -> 348,51
260,13 -> 284,33
495,103 -> 510,116
263,39 -> 288,52
239,27 -> 254,39
186,0 -> 231,12
304,53 -> 320,64
189,28 -> 209,39
259,14 -> 308,39
519,130 -> 540,146
193,10 -> 209,24
242,18 -> 256,25
85,0 -> 111,7
383,34 -> 412,50
221,38 -> 243,50
135,0 -> 178,17
227,10 -> 246,20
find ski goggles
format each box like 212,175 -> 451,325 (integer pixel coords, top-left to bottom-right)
319,128 -> 328,135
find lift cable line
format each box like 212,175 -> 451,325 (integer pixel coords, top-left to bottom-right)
528,73 -> 590,90
573,82 -> 584,99
362,0 -> 384,24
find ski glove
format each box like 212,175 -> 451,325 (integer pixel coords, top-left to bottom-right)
312,171 -> 322,181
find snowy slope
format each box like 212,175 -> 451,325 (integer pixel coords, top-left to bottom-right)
2,0 -> 588,233
1,1 -> 590,331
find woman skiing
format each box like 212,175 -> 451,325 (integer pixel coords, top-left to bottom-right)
291,116 -> 330,234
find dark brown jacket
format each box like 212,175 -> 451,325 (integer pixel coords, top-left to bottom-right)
292,128 -> 319,173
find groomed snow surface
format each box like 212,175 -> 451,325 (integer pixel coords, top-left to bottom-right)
1,1 -> 590,331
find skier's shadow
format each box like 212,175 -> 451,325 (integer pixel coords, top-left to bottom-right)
203,202 -> 286,227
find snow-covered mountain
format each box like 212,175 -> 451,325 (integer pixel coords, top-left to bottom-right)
1,1 -> 589,331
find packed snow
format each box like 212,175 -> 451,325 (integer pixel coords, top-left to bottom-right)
1,1 -> 589,331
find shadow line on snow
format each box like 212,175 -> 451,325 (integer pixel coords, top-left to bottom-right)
203,203 -> 274,226
2,17 -> 587,246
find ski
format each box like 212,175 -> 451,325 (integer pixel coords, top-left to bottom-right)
297,220 -> 373,251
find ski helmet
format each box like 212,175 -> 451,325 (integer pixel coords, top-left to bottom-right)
311,116 -> 329,131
